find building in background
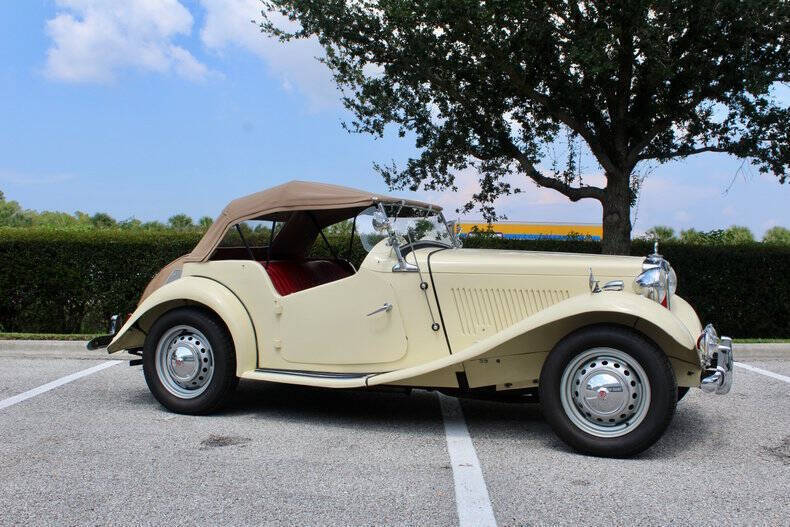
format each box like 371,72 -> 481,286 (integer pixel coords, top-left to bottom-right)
458,221 -> 602,241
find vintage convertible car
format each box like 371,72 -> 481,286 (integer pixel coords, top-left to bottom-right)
90,181 -> 733,456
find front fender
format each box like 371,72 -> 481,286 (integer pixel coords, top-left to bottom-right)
369,291 -> 699,386
107,276 -> 257,376
453,291 -> 699,360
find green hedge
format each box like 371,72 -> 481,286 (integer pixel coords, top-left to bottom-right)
0,228 -> 201,334
1,227 -> 788,337
462,237 -> 790,338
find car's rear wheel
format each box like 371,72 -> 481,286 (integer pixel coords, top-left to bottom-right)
539,325 -> 677,457
143,307 -> 237,414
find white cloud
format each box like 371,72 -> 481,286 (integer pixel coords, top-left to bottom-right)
44,0 -> 208,82
199,0 -> 339,107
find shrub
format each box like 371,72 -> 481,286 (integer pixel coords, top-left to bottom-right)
1,228 -> 787,337
461,237 -> 790,338
679,225 -> 756,245
763,226 -> 790,245
0,228 -> 200,333
642,225 -> 676,242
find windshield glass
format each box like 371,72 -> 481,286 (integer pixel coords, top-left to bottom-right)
355,204 -> 456,252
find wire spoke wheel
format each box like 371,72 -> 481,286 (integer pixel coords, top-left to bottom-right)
154,325 -> 215,399
559,347 -> 651,438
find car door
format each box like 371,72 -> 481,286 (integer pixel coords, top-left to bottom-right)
276,268 -> 408,366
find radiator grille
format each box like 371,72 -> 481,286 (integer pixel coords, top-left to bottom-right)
450,287 -> 570,335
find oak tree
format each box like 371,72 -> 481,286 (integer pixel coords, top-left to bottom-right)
261,0 -> 789,253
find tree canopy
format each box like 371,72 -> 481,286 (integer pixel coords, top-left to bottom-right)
678,225 -> 755,244
261,0 -> 789,254
0,190 -> 213,231
644,225 -> 676,242
763,226 -> 790,245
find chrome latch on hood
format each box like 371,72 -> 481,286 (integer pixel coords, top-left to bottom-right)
590,269 -> 625,293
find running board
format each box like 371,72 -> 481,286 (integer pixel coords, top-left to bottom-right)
241,324 -> 539,389
255,368 -> 372,379
240,368 -> 374,388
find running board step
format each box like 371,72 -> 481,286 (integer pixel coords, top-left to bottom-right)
241,368 -> 375,388
255,368 -> 371,379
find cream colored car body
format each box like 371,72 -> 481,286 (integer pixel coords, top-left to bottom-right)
107,239 -> 704,392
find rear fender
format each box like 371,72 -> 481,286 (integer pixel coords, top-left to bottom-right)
107,276 -> 257,376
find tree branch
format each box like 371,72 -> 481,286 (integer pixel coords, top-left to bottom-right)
497,137 -> 605,202
626,116 -> 672,165
500,65 -> 622,176
626,87 -> 720,167
637,145 -> 730,162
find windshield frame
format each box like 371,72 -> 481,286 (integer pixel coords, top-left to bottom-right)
378,201 -> 461,249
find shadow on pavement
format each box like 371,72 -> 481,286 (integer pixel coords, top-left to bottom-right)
124,378 -> 711,457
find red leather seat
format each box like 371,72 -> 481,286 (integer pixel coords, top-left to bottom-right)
263,260 -> 353,296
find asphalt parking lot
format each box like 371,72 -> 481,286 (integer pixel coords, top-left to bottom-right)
1,343 -> 788,526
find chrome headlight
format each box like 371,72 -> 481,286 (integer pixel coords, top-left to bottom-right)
697,323 -> 719,364
634,256 -> 676,308
667,265 -> 677,295
634,267 -> 668,305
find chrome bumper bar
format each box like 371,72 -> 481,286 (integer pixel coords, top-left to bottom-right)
697,324 -> 733,395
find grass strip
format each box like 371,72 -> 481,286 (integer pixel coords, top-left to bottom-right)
733,338 -> 790,344
0,333 -> 100,341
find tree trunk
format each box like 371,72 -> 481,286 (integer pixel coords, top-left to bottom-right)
600,173 -> 632,255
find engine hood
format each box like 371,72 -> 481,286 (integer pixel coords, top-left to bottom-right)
426,248 -> 644,278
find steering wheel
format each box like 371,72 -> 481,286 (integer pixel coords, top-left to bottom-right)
399,239 -> 451,257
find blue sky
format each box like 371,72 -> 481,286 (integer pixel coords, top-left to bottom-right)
1,0 -> 787,237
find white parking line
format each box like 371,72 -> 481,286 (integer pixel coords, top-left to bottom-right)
735,362 -> 790,384
438,393 -> 497,527
0,360 -> 121,411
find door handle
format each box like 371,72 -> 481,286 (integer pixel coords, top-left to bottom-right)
366,303 -> 393,316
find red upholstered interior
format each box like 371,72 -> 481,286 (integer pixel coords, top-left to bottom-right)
262,259 -> 354,296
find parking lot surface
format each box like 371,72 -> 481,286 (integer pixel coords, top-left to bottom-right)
1,344 -> 788,526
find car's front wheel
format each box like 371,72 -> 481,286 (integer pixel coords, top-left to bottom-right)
143,307 -> 237,414
539,325 -> 677,457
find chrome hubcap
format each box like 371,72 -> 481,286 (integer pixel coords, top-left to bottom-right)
169,344 -> 199,381
560,348 -> 651,438
155,325 -> 214,399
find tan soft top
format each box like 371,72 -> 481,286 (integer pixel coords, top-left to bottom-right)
185,180 -> 439,263
139,181 -> 439,305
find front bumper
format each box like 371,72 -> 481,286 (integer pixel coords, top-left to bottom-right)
696,324 -> 733,395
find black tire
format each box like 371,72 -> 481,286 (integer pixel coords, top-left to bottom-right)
539,325 -> 677,457
677,386 -> 690,402
143,307 -> 238,414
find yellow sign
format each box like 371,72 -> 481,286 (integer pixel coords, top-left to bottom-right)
458,221 -> 602,241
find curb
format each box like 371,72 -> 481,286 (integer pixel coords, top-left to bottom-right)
1,339 -> 788,355
0,340 -> 134,361
0,340 -> 91,352
733,343 -> 790,360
